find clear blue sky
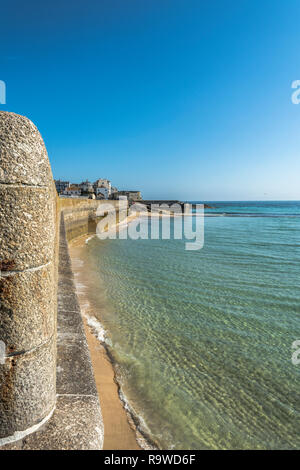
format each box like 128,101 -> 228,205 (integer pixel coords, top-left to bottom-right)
1,0 -> 300,200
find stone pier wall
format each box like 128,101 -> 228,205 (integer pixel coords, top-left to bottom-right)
59,197 -> 120,242
0,112 -> 57,445
0,111 -> 112,449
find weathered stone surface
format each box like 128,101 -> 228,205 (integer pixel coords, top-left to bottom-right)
58,275 -> 77,292
1,395 -> 103,450
56,338 -> 98,397
56,216 -> 98,397
0,336 -> 56,439
0,440 -> 22,450
1,214 -> 104,449
57,289 -> 81,312
57,306 -> 82,335
0,186 -> 55,271
0,176 -> 106,448
0,264 -> 55,353
0,112 -> 53,186
59,197 -> 120,242
0,112 -> 57,442
57,292 -> 98,397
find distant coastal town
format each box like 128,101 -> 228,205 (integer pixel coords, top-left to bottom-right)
55,178 -> 142,201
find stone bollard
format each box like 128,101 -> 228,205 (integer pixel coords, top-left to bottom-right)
0,112 -> 57,444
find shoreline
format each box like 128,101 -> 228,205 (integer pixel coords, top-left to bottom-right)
69,234 -> 141,450
83,315 -> 142,450
69,228 -> 158,450
67,210 -> 199,450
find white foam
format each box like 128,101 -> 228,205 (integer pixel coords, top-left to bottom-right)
80,301 -> 91,311
82,309 -> 157,448
84,313 -> 111,346
74,281 -> 86,291
72,258 -> 84,267
85,235 -> 95,244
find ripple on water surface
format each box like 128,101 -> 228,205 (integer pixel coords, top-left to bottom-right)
84,203 -> 300,449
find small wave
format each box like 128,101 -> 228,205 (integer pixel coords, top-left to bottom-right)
74,281 -> 87,291
85,235 -> 95,244
84,312 -> 158,449
83,312 -> 111,346
72,258 -> 84,267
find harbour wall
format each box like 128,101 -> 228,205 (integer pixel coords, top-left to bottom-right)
0,111 -> 117,449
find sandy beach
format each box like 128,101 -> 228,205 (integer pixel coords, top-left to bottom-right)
69,235 -> 141,450
83,314 -> 140,450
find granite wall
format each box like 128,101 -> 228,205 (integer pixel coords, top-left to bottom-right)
0,111 -> 110,449
59,197 -> 120,242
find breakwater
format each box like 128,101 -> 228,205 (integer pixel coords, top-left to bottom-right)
0,111 -> 116,449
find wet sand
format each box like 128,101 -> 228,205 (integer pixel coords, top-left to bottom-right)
83,315 -> 140,450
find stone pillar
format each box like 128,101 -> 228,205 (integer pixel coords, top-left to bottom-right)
0,112 -> 57,443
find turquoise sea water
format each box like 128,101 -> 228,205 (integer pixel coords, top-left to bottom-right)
85,201 -> 300,449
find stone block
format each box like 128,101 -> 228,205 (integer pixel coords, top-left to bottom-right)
0,263 -> 55,353
56,331 -> 97,397
0,186 -> 55,271
0,112 -> 53,186
0,336 -> 56,439
21,395 -> 103,450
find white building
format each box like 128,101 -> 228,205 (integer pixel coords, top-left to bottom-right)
94,179 -> 112,196
63,185 -> 82,197
96,187 -> 109,199
80,180 -> 94,193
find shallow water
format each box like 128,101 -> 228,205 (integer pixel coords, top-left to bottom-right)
83,202 -> 300,449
